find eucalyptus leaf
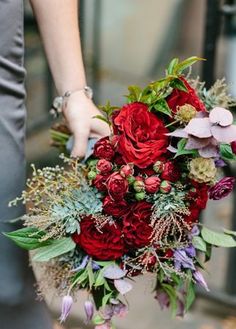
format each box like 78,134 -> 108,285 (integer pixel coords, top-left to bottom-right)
4,227 -> 50,250
201,226 -> 236,247
33,237 -> 76,262
192,236 -> 207,252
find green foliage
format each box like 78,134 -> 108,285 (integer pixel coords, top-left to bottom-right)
98,101 -> 118,125
153,99 -> 172,117
174,139 -> 198,158
201,226 -> 236,248
220,143 -> 236,161
192,236 -> 207,252
4,227 -> 50,250
167,56 -> 204,75
33,237 -> 76,262
185,280 -> 195,312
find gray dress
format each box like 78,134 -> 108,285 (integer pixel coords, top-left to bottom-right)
0,1 -> 52,328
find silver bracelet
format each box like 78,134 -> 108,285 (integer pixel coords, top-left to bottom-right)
50,86 -> 93,118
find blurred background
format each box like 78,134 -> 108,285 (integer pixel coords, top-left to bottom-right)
24,0 -> 236,328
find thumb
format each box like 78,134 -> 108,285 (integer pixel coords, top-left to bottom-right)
71,128 -> 90,158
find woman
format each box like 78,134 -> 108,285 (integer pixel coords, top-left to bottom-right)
0,1 -> 109,328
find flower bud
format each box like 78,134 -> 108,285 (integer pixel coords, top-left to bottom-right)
88,170 -> 97,180
133,180 -> 145,192
120,164 -> 134,178
84,300 -> 94,323
88,159 -> 98,167
160,180 -> 172,194
153,161 -> 164,173
96,159 -> 113,174
135,191 -> 146,201
60,295 -> 73,323
144,176 -> 161,193
231,140 -> 236,154
127,176 -> 135,185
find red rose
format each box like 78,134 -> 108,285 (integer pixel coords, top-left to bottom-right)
161,161 -> 181,182
231,141 -> 236,154
72,216 -> 125,260
107,172 -> 128,200
145,176 -> 161,193
113,102 -> 169,168
96,159 -> 113,174
103,196 -> 130,218
93,174 -> 109,192
184,205 -> 201,224
167,77 -> 206,115
189,180 -> 209,209
93,137 -> 115,161
123,201 -> 152,249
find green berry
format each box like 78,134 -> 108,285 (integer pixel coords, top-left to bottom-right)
87,171 -> 97,180
135,192 -> 146,201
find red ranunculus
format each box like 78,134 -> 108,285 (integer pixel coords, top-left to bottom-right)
93,137 -> 115,161
184,205 -> 201,224
96,159 -> 113,175
93,174 -> 109,192
103,196 -> 130,218
107,172 -> 128,200
123,201 -> 152,249
72,216 -> 125,260
161,161 -> 181,182
189,180 -> 209,209
167,77 -> 206,115
145,176 -> 161,193
113,102 -> 169,168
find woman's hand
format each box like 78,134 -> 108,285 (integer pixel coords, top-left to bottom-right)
63,92 -> 110,158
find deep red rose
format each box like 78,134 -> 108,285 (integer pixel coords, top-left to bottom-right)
167,77 -> 206,115
113,102 -> 169,168
209,177 -> 235,200
184,205 -> 201,224
145,176 -> 161,193
96,159 -> 113,174
93,137 -> 115,161
107,172 -> 128,200
189,180 -> 209,209
93,174 -> 109,192
103,195 -> 130,218
161,161 -> 181,182
123,201 -> 152,249
72,216 -> 125,260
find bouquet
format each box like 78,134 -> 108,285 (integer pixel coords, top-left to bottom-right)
6,57 -> 236,329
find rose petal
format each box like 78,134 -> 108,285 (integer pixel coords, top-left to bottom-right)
166,129 -> 188,138
198,145 -> 219,158
185,136 -> 212,150
114,279 -> 133,295
209,107 -> 233,127
211,125 -> 236,143
185,118 -> 212,138
103,264 -> 127,280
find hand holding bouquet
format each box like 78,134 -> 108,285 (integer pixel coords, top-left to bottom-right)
6,57 -> 236,329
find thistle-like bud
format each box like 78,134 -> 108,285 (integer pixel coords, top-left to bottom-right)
175,104 -> 197,124
133,180 -> 145,192
153,160 -> 164,174
160,180 -> 172,194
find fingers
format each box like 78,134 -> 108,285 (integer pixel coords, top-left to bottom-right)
71,126 -> 90,158
91,116 -> 111,137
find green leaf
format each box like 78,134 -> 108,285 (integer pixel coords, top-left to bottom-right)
192,236 -> 207,252
153,99 -> 172,117
102,291 -> 113,307
87,263 -> 95,289
185,281 -> 195,312
127,85 -> 142,101
205,243 -> 212,262
175,56 -> 205,74
170,78 -> 188,92
33,237 -> 76,262
92,314 -> 105,326
201,226 -> 236,248
220,143 -> 236,161
72,269 -> 88,287
174,138 -> 198,158
223,228 -> 236,237
93,115 -> 110,125
94,270 -> 106,287
167,58 -> 179,75
4,227 -> 50,250
162,284 -> 177,316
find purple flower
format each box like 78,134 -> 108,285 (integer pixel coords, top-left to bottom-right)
193,270 -> 209,291
155,290 -> 170,310
174,249 -> 195,271
84,300 -> 94,323
209,177 -> 235,200
185,245 -> 196,258
215,158 -> 226,168
59,295 -> 73,323
191,225 -> 200,237
113,302 -> 128,318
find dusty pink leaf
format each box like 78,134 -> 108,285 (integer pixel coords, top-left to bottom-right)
196,111 -> 208,118
185,136 -> 212,150
103,265 -> 126,280
184,118 -> 212,138
166,129 -> 188,138
209,107 -> 233,127
211,125 -> 236,143
199,145 -> 219,158
167,145 -> 178,153
114,279 -> 132,295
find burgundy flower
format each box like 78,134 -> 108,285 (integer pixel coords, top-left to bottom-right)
96,159 -> 113,174
103,196 -> 130,217
107,172 -> 128,200
209,177 -> 235,200
93,174 -> 109,192
93,137 -> 115,161
231,140 -> 236,154
161,161 -> 181,182
144,176 -> 161,193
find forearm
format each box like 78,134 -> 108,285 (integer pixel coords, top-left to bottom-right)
30,0 -> 86,95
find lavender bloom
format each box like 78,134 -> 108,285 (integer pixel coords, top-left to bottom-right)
185,245 -> 196,258
71,256 -> 100,272
193,270 -> 209,291
215,158 -> 226,168
59,295 -> 73,323
113,302 -> 128,318
84,300 -> 94,323
174,249 -> 195,271
155,290 -> 170,310
191,225 -> 200,236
